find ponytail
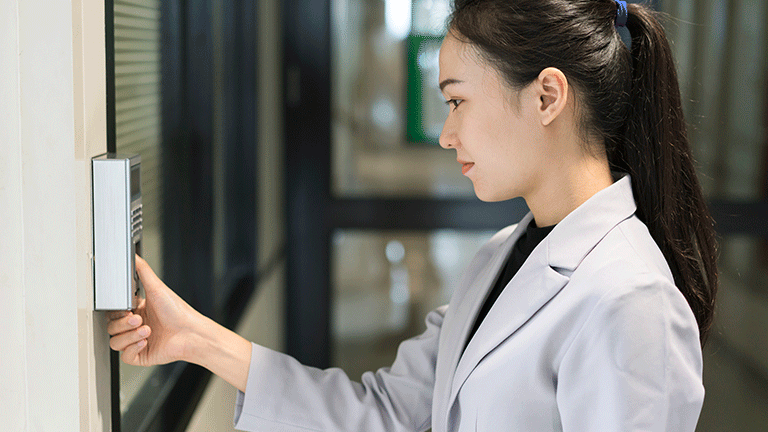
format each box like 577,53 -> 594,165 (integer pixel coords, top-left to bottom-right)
612,4 -> 718,344
449,0 -> 718,344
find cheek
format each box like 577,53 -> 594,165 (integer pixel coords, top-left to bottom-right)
461,110 -> 504,150
477,106 -> 516,142
476,118 -> 521,166
479,119 -> 538,191
460,107 -> 536,174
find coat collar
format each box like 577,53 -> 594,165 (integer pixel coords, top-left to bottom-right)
442,174 -> 637,428
546,174 -> 637,272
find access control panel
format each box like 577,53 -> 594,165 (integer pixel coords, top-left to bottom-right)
92,153 -> 142,310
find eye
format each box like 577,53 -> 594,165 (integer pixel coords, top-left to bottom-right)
445,98 -> 463,111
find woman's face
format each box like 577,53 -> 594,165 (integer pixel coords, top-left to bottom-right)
438,34 -> 547,202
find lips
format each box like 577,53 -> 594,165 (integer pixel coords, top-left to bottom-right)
461,162 -> 475,175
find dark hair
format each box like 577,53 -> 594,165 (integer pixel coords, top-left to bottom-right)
449,0 -> 718,344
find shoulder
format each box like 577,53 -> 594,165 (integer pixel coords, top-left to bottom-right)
560,215 -> 701,371
572,215 -> 677,301
554,220 -> 705,431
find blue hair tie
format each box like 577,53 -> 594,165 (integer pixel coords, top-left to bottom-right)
615,0 -> 628,27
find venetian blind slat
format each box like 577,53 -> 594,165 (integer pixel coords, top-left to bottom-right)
115,51 -> 160,64
117,0 -> 158,9
116,105 -> 160,126
115,83 -> 159,100
116,117 -> 159,139
116,94 -> 157,113
115,73 -> 159,88
116,126 -> 160,149
116,62 -> 159,76
115,40 -> 160,53
114,28 -> 159,42
115,3 -> 159,21
115,15 -> 159,31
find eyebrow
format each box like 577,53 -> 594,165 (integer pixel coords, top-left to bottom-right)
439,78 -> 464,92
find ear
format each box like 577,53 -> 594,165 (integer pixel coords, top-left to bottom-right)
535,67 -> 569,126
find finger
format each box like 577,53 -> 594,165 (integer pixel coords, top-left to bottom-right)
121,339 -> 147,365
106,310 -> 131,321
109,325 -> 151,352
135,255 -> 161,286
107,313 -> 142,336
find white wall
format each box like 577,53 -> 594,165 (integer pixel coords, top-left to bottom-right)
0,0 -> 111,430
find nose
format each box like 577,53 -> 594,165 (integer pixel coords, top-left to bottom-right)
438,118 -> 457,149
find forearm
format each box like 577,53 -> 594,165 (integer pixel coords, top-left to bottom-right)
186,314 -> 252,393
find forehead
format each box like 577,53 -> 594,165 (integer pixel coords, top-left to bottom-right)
439,35 -> 468,74
438,34 -> 489,83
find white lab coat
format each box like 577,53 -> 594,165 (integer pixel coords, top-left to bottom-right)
232,175 -> 704,431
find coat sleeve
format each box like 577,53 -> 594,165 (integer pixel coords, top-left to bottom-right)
555,273 -> 705,432
233,305 -> 447,432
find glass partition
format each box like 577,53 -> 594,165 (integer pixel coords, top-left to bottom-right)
112,0 -> 163,415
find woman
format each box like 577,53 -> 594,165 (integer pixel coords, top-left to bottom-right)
108,1 -> 718,430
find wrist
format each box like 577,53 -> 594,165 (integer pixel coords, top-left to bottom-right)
182,312 -> 220,366
182,313 -> 252,393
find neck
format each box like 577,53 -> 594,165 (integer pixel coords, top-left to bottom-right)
525,149 -> 613,227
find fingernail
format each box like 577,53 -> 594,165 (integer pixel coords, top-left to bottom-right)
138,326 -> 149,337
128,315 -> 141,326
137,340 -> 147,348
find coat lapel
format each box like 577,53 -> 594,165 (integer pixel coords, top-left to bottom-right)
432,214 -> 533,432
446,242 -> 570,413
445,213 -> 534,373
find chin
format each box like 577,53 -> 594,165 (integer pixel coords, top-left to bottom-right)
475,194 -> 503,202
472,185 -> 515,203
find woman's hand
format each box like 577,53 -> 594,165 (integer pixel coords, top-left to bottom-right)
106,255 -> 253,392
106,255 -> 203,367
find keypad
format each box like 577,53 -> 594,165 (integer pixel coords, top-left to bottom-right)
131,204 -> 143,238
